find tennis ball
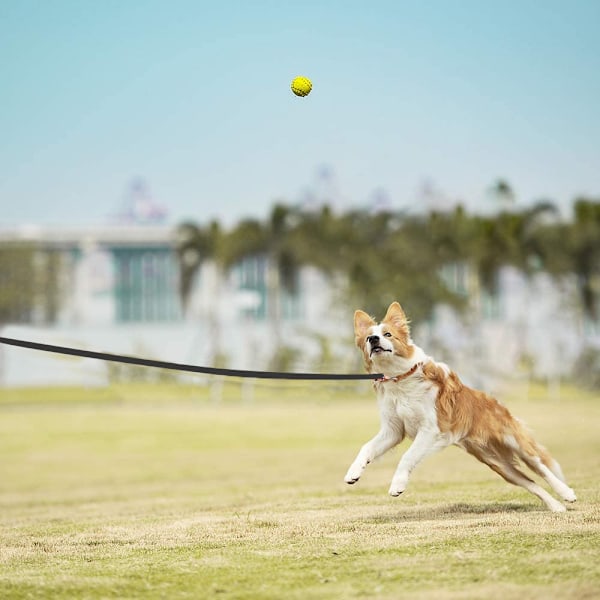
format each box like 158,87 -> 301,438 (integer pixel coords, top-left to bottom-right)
291,76 -> 312,97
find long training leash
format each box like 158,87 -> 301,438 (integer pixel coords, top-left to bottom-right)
0,336 -> 383,381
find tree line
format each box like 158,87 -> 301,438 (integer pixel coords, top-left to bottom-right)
176,197 -> 600,326
1,197 -> 598,332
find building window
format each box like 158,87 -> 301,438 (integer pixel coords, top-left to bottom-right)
439,262 -> 469,296
480,288 -> 502,320
233,255 -> 267,320
232,255 -> 302,321
113,248 -> 181,322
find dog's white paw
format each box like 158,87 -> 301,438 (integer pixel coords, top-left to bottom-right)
388,477 -> 408,497
344,472 -> 362,485
344,463 -> 364,485
553,480 -> 577,503
549,501 -> 567,513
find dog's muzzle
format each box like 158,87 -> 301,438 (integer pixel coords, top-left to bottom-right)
367,335 -> 391,357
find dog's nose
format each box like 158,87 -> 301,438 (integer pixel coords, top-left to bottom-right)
367,335 -> 379,345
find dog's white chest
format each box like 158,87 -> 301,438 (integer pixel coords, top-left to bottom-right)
378,381 -> 438,439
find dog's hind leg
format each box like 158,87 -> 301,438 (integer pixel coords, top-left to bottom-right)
507,430 -> 576,503
519,453 -> 576,503
545,456 -> 566,483
485,456 -> 567,512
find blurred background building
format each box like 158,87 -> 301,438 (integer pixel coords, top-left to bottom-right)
1,207 -> 598,389
0,221 -> 341,387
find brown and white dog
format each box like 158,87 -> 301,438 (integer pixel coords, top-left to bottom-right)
345,301 -> 576,512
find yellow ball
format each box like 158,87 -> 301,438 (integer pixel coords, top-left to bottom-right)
291,76 -> 312,97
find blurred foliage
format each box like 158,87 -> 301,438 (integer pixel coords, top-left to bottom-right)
267,344 -> 302,373
106,344 -> 179,383
0,243 -> 35,323
572,346 -> 600,390
0,243 -> 63,325
518,198 -> 600,320
176,197 -> 600,325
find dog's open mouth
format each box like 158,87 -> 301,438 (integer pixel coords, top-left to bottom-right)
370,347 -> 392,357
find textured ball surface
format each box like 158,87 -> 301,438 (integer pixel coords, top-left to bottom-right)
291,76 -> 312,97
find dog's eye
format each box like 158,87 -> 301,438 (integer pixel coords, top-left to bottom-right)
384,332 -> 392,338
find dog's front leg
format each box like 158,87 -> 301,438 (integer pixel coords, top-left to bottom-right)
345,424 -> 403,485
389,430 -> 449,496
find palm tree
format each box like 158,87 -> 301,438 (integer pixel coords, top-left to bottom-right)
175,220 -> 227,365
527,198 -> 600,323
176,198 -> 600,369
225,204 -> 304,350
489,179 -> 516,211
176,221 -> 220,311
570,199 -> 600,321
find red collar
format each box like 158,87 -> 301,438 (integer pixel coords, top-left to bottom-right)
373,361 -> 424,386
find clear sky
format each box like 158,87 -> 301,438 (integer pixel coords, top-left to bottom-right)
1,0 -> 599,226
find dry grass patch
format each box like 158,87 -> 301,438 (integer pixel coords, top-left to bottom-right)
0,381 -> 598,599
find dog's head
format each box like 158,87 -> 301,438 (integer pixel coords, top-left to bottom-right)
354,302 -> 414,373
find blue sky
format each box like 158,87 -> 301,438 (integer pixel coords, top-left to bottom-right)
1,0 -> 599,226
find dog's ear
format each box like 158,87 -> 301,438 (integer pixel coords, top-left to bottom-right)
354,310 -> 375,345
383,302 -> 410,335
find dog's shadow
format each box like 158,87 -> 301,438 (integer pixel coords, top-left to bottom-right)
364,502 -> 540,524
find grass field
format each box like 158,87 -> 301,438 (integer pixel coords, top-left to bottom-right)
0,380 -> 599,599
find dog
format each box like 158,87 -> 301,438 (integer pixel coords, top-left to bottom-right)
344,301 -> 577,512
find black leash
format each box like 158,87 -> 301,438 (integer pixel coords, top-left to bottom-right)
0,336 -> 382,381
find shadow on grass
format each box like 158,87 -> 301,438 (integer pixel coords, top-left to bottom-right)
363,502 -> 540,523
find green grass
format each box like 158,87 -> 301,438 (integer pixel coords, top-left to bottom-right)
1,380 -> 599,599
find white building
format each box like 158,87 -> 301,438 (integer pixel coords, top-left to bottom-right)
0,224 -> 346,386
425,264 -> 596,391
0,224 -> 596,388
